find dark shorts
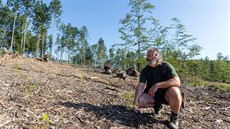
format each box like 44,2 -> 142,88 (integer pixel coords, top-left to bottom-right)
144,88 -> 168,105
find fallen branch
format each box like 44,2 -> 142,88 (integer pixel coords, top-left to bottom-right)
0,101 -> 7,109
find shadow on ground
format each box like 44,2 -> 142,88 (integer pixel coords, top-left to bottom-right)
59,102 -> 168,128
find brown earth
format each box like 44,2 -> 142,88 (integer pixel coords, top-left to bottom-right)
0,57 -> 229,129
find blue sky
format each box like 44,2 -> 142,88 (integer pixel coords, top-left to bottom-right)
57,0 -> 229,60
154,0 -> 229,59
3,0 -> 229,59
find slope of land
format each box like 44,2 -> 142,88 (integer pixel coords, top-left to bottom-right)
0,57 -> 229,129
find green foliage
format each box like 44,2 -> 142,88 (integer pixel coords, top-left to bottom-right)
78,26 -> 89,65
25,84 -> 37,93
2,47 -> 8,54
113,48 -> 127,70
115,1 -> 201,73
122,91 -> 134,101
122,91 -> 135,108
85,45 -> 93,65
96,38 -> 107,67
77,74 -> 83,80
136,55 -> 146,71
0,0 -> 228,87
39,113 -> 51,125
215,85 -> 230,91
169,18 -> 200,60
90,44 -> 98,67
50,0 -> 62,22
32,0 -> 51,57
14,63 -> 19,70
148,17 -> 168,50
109,48 -> 115,64
182,59 -> 230,84
188,80 -> 230,92
126,51 -> 136,67
117,0 -> 155,70
77,74 -> 84,85
185,76 -> 206,87
216,52 -> 229,61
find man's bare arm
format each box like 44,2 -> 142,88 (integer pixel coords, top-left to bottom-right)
133,82 -> 145,106
158,76 -> 180,89
148,76 -> 180,96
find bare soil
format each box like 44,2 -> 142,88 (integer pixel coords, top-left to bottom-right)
0,57 -> 229,129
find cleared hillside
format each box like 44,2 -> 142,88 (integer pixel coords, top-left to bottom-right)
0,57 -> 229,129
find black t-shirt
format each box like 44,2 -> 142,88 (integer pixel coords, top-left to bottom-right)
139,62 -> 178,93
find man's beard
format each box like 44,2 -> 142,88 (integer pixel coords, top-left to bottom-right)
147,58 -> 157,66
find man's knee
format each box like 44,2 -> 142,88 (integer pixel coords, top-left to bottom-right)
165,87 -> 182,101
138,95 -> 146,107
138,93 -> 154,108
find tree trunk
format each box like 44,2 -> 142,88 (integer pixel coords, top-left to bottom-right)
60,50 -> 63,62
3,27 -> 6,44
36,33 -> 40,58
23,19 -> 28,54
137,18 -> 141,72
51,19 -> 56,61
20,35 -> 24,48
10,13 -> 17,51
72,44 -> 74,64
68,47 -> 70,63
41,34 -> 45,58
83,41 -> 85,66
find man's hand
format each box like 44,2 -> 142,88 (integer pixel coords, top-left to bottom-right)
133,100 -> 140,113
148,83 -> 160,96
133,105 -> 140,113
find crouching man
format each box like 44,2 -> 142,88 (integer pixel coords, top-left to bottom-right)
133,47 -> 182,129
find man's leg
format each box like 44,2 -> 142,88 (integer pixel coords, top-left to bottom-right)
138,93 -> 155,108
165,87 -> 182,129
165,87 -> 182,114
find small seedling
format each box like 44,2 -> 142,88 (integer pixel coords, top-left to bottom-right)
122,91 -> 135,108
25,84 -> 36,93
77,74 -> 84,85
39,113 -> 51,125
122,91 -> 134,101
14,62 -> 19,69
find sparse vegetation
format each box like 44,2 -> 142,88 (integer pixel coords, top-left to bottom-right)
0,0 -> 228,128
14,61 -> 19,69
39,113 -> 51,126
0,57 -> 229,128
122,91 -> 135,108
25,84 -> 37,93
122,91 -> 134,101
2,48 -> 8,54
204,82 -> 230,91
77,74 -> 84,85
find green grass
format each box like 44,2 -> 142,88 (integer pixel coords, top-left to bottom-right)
39,113 -> 51,126
122,91 -> 134,101
25,84 -> 37,93
206,82 -> 230,91
77,74 -> 84,85
121,91 -> 135,108
185,77 -> 230,91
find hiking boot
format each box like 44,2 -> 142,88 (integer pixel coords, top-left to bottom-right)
168,115 -> 179,129
153,104 -> 163,117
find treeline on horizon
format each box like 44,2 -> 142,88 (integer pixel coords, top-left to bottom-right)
0,0 -> 229,84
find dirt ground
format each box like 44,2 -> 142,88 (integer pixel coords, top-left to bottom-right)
0,57 -> 229,129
